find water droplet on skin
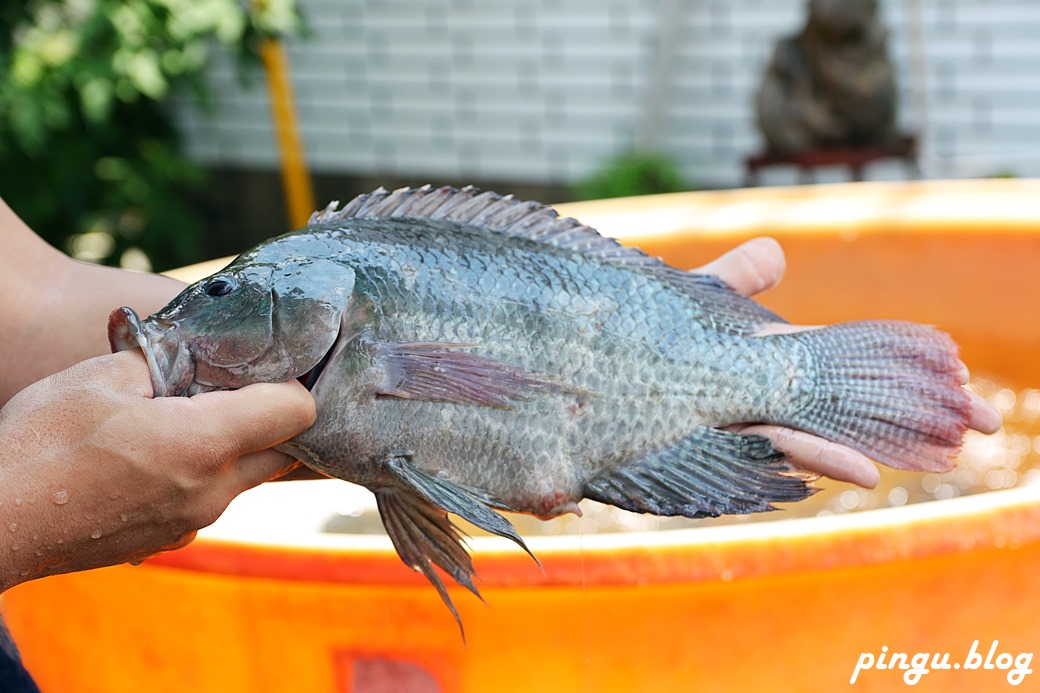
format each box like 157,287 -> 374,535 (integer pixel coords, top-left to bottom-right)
14,498 -> 22,506
9,544 -> 18,552
90,530 -> 102,540
55,538 -> 63,545
119,513 -> 129,523
19,570 -> 29,577
129,560 -> 144,567
52,490 -> 70,505
7,523 -> 16,533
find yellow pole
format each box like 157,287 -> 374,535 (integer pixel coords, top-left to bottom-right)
259,36 -> 315,229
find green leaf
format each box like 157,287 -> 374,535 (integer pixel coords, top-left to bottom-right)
125,49 -> 167,98
80,77 -> 114,122
576,151 -> 691,201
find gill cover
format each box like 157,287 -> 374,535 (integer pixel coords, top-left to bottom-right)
121,255 -> 356,396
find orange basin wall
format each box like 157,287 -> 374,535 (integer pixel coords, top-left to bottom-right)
5,181 -> 1040,692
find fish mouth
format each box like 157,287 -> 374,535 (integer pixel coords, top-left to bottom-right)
107,307 -> 195,397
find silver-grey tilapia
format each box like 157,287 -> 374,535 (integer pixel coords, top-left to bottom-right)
108,185 -> 971,628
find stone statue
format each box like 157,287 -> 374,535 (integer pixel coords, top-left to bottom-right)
755,0 -> 899,152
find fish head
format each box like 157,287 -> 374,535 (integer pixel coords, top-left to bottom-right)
109,251 -> 355,397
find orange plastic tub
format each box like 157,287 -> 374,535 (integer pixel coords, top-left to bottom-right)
5,180 -> 1040,692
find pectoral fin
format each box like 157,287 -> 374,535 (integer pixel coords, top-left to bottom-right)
375,488 -> 478,639
385,456 -> 537,563
377,455 -> 540,637
584,427 -> 816,517
373,341 -> 582,408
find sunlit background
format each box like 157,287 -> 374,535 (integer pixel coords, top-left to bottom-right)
7,0 -> 1040,521
6,0 -> 1040,556
7,4 -> 1040,691
4,0 -> 1040,271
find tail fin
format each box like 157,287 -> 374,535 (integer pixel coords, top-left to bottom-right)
782,321 -> 971,472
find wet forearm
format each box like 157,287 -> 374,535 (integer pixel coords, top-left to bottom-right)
0,199 -> 184,404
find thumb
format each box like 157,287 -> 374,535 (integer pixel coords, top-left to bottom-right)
185,380 -> 317,460
231,450 -> 301,492
693,237 -> 785,297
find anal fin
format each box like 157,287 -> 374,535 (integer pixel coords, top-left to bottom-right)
584,427 -> 816,518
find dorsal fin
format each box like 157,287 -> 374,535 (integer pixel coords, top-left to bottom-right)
311,184 -> 662,269
311,185 -> 784,333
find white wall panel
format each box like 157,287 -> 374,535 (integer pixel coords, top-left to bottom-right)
173,0 -> 1040,188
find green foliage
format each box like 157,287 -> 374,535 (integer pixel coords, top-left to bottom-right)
575,151 -> 690,201
0,0 -> 302,270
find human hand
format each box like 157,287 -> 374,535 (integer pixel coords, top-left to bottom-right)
695,238 -> 1002,489
0,351 -> 315,591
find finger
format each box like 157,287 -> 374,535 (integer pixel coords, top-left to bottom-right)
270,463 -> 332,482
127,530 -> 198,566
187,380 -> 317,457
163,530 -> 198,553
954,360 -> 970,385
729,424 -> 881,489
954,359 -> 1004,433
231,449 -> 301,492
65,351 -> 155,398
968,391 -> 1002,434
693,237 -> 786,297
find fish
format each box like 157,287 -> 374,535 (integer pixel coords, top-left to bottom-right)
108,185 -> 971,630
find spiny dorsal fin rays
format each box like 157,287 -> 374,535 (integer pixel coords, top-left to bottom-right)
309,185 -> 783,333
309,184 -> 658,269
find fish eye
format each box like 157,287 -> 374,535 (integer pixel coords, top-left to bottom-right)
203,277 -> 237,297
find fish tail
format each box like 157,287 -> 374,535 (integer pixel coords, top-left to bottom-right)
779,321 -> 972,472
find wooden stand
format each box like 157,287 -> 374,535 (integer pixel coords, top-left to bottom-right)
744,135 -> 919,186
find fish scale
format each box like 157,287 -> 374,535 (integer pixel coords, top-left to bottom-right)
108,184 -> 972,634
296,221 -> 786,494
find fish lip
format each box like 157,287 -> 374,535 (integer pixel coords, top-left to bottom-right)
107,307 -> 190,397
